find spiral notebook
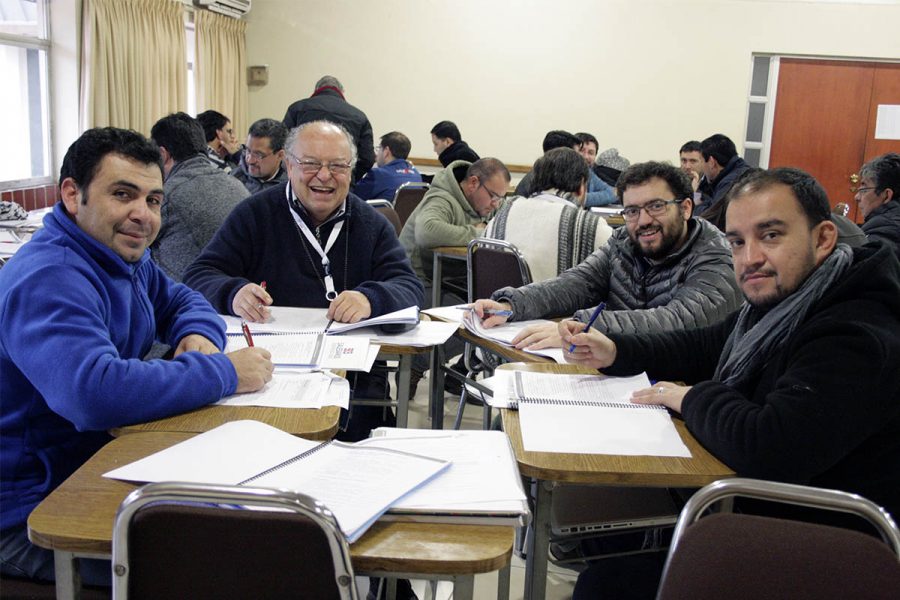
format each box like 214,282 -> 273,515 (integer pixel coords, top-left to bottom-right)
103,420 -> 449,542
514,372 -> 692,457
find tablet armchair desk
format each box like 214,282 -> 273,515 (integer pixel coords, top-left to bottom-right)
497,363 -> 735,600
27,432 -> 515,600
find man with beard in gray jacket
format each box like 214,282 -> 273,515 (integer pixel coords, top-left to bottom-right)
473,161 -> 742,349
150,112 -> 249,281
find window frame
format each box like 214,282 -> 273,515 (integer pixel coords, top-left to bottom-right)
0,0 -> 54,190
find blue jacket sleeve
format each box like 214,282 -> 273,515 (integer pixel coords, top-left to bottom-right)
583,172 -> 617,208
1,264 -> 237,432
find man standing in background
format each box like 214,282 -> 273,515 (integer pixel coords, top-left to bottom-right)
283,75 -> 375,182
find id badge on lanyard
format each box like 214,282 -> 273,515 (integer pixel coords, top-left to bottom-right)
287,190 -> 344,301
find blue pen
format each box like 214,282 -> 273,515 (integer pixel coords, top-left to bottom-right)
567,302 -> 606,353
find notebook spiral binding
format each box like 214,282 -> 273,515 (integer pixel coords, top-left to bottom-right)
238,440 -> 334,485
516,398 -> 666,411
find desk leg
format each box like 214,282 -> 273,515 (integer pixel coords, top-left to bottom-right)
496,562 -> 511,600
452,575 -> 475,600
429,344 -> 445,430
53,550 -> 79,600
396,354 -> 411,428
431,252 -> 443,309
524,480 -> 552,600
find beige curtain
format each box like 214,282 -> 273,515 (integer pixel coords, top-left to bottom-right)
194,10 -> 248,138
81,0 -> 187,135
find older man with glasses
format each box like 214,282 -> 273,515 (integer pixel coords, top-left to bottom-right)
184,120 -> 424,441
232,118 -> 290,195
473,161 -> 742,347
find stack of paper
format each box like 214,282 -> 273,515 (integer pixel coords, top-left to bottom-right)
104,420 -> 450,543
360,428 -> 530,526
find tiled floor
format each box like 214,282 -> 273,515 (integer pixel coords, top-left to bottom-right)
388,366 -> 579,600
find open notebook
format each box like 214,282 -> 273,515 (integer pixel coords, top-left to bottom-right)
513,371 -> 691,457
103,420 -> 449,543
221,306 -> 419,336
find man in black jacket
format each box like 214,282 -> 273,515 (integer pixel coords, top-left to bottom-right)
283,76 -> 375,182
696,133 -> 751,223
430,120 -> 480,167
563,167 -> 900,599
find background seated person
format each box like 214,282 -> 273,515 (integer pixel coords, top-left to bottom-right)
430,120 -> 480,167
473,161 -> 741,349
516,130 -> 617,207
485,147 -> 613,282
232,118 -> 290,195
184,121 -> 423,441
562,167 -> 900,599
353,131 -> 423,201
856,152 -> 900,257
0,127 -> 272,585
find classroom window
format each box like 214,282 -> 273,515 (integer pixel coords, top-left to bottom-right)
743,54 -> 779,168
0,0 -> 51,187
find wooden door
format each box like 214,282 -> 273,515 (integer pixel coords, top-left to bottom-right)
769,59 -> 900,222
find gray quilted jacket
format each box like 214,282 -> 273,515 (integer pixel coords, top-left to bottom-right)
492,218 -> 742,334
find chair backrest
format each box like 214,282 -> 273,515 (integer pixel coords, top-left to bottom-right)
366,199 -> 402,236
112,482 -> 359,600
466,238 -> 533,303
392,181 -> 430,229
657,478 -> 900,600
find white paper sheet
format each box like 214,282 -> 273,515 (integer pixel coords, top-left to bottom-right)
339,321 -> 458,347
215,371 -> 350,409
225,332 -> 375,371
462,311 -> 566,362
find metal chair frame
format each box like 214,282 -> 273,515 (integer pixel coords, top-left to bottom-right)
112,481 -> 359,600
449,238 -> 532,429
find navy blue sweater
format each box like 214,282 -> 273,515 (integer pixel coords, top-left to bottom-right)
184,184 -> 424,318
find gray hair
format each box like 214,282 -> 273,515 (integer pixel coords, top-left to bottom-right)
285,120 -> 358,171
314,75 -> 343,92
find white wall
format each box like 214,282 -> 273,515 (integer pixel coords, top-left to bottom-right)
244,0 -> 900,168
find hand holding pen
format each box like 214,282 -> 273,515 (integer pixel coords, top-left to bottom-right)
567,302 -> 606,352
232,281 -> 272,323
468,300 -> 513,328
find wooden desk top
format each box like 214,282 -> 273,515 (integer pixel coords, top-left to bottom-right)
110,405 -> 341,439
498,363 -> 734,487
28,433 -> 513,575
431,245 -> 468,258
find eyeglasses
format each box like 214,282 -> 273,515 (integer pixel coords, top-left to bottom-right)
243,147 -> 274,161
621,199 -> 682,221
288,154 -> 352,177
854,186 -> 876,196
479,181 -> 505,203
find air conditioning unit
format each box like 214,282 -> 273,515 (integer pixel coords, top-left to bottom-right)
194,0 -> 251,19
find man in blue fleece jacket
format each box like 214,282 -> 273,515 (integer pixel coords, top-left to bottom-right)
0,128 -> 273,584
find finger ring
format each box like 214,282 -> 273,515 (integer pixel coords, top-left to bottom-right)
657,387 -> 665,395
